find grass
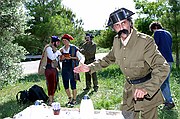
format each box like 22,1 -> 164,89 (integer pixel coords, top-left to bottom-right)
96,47 -> 110,54
0,64 -> 180,119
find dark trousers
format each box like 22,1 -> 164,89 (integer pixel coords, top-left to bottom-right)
62,62 -> 76,90
85,72 -> 98,89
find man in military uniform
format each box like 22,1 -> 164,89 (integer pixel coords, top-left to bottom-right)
79,33 -> 98,92
74,8 -> 170,119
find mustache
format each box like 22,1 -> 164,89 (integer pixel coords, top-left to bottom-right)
118,29 -> 129,37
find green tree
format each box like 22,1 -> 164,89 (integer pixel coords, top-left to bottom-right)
161,0 -> 180,69
134,17 -> 154,35
134,0 -> 180,69
134,0 -> 165,35
94,28 -> 116,49
21,0 -> 84,54
0,0 -> 28,88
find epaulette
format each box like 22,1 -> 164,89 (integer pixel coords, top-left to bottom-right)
137,32 -> 152,40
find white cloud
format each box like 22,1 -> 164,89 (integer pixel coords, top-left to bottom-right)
62,0 -> 136,30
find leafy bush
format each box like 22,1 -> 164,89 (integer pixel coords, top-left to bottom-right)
0,31 -> 28,89
97,64 -> 122,79
94,28 -> 116,49
0,0 -> 28,88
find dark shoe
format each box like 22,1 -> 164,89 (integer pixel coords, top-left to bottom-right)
65,97 -> 72,107
65,101 -> 71,107
94,88 -> 98,92
93,86 -> 98,92
70,99 -> 76,107
83,88 -> 90,91
163,102 -> 175,110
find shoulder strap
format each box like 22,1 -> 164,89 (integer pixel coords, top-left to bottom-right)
70,46 -> 79,67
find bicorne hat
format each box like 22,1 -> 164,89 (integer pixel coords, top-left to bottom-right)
107,8 -> 135,27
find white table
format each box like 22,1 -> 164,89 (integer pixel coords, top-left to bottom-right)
11,105 -> 124,119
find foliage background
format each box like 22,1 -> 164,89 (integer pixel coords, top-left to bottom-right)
20,0 -> 85,54
0,0 -> 28,88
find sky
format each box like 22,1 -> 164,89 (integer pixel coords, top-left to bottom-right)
61,0 -> 137,31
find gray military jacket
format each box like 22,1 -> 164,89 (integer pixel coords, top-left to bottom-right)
88,28 -> 170,111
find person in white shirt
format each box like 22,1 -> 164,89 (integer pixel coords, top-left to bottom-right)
41,36 -> 61,105
60,34 -> 82,107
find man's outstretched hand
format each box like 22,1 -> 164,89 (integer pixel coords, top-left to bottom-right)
73,64 -> 90,73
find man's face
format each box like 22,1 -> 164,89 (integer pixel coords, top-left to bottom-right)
54,41 -> 60,47
112,19 -> 131,40
85,36 -> 91,42
62,39 -> 70,46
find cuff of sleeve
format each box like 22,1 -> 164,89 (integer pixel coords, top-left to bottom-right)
144,93 -> 151,99
144,89 -> 159,99
56,50 -> 61,56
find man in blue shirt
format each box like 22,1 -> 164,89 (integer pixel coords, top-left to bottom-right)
149,22 -> 175,110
